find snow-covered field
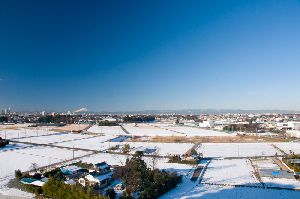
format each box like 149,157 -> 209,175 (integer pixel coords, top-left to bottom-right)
111,142 -> 194,156
161,126 -> 236,137
15,132 -> 95,144
1,125 -> 300,199
202,159 -> 259,186
0,143 -> 29,152
121,123 -> 181,136
54,135 -> 118,151
197,143 -> 281,158
160,158 -> 300,199
160,183 -> 300,199
87,125 -> 125,135
274,142 -> 300,154
122,123 -> 236,137
0,146 -> 90,190
263,177 -> 300,189
0,127 -> 56,139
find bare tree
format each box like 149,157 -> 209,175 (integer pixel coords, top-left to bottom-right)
150,147 -> 160,170
30,163 -> 39,172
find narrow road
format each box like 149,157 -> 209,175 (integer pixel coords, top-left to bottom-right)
119,125 -> 130,134
271,157 -> 290,171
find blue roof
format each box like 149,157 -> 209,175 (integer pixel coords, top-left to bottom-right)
20,178 -> 37,184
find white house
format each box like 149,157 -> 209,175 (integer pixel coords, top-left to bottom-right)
199,121 -> 215,128
79,171 -> 113,188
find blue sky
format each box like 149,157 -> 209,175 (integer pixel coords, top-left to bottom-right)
0,0 -> 300,112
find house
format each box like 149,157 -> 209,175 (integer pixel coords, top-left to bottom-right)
60,165 -> 82,175
199,121 -> 215,128
60,165 -> 88,181
94,162 -> 111,174
79,171 -> 113,188
77,161 -> 113,189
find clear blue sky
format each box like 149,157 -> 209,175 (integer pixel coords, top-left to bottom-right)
0,0 -> 300,112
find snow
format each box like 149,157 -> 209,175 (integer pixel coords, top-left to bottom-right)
121,123 -> 236,137
0,187 -> 34,199
0,146 -> 90,189
160,159 -> 300,199
274,142 -> 300,154
87,125 -> 125,135
161,184 -> 300,199
54,135 -> 118,151
15,132 -> 94,144
197,143 -> 281,158
263,177 -> 300,189
161,126 -> 236,137
121,123 -> 181,136
202,159 -> 259,186
0,127 -> 55,140
0,143 -> 29,152
81,153 -> 129,166
110,142 -> 194,156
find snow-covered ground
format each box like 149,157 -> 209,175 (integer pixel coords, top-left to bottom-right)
0,143 -> 29,152
160,158 -> 300,199
81,152 -> 130,166
0,187 -> 34,199
202,159 -> 259,186
161,183 -> 300,199
161,126 -> 236,137
274,142 -> 300,154
121,123 -> 182,136
15,132 -> 94,144
197,143 -> 281,158
121,123 -> 236,137
0,146 -> 90,189
0,127 -> 55,139
107,142 -> 194,156
87,125 -> 125,135
54,135 -> 118,151
263,177 -> 300,189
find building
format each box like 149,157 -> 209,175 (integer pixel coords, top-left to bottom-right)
78,161 -> 113,189
79,171 -> 113,188
199,121 -> 215,128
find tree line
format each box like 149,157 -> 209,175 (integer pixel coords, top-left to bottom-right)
123,116 -> 155,123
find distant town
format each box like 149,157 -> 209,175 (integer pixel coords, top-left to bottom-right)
1,108 -> 300,198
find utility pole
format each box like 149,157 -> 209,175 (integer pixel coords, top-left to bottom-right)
72,145 -> 75,160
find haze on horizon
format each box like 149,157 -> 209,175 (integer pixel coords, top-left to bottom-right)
0,0 -> 300,112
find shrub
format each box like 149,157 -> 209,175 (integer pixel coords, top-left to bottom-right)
105,188 -> 116,199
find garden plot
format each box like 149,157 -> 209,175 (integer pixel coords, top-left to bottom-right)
0,127 -> 56,139
110,142 -> 194,156
121,123 -> 182,136
16,132 -> 95,144
197,143 -> 280,158
274,142 -> 300,154
202,159 -> 259,186
252,158 -> 279,170
0,146 -> 90,188
87,125 -> 125,135
163,126 -> 236,137
54,135 -> 118,151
